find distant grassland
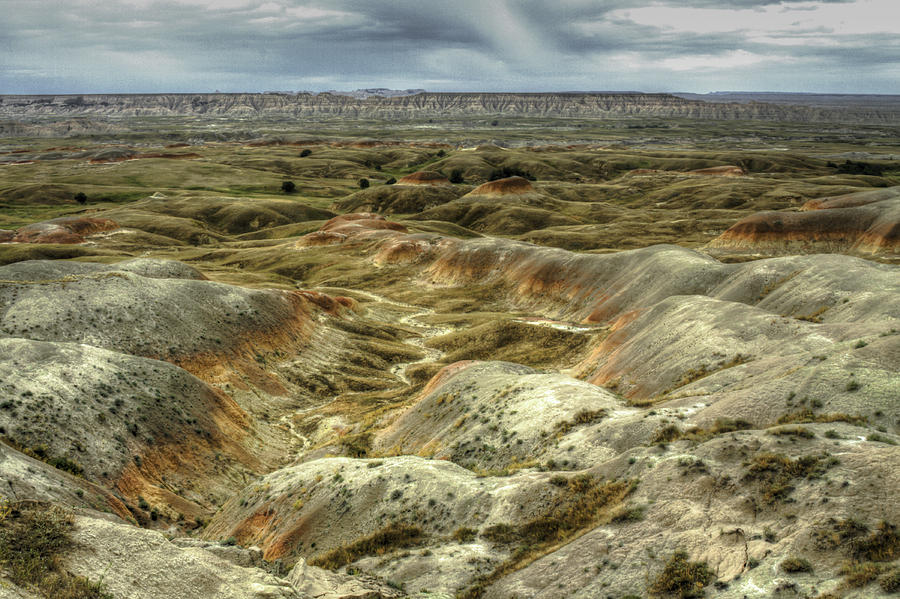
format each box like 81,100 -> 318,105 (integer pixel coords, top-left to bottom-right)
0,115 -> 897,253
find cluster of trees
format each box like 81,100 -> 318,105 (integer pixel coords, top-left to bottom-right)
488,166 -> 535,181
828,160 -> 887,176
279,148 -> 546,195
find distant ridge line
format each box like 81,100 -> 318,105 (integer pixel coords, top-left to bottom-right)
1,91 -> 897,124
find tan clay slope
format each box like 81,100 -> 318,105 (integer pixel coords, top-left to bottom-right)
465,176 -> 535,196
0,258 -> 356,517
193,218 -> 900,597
395,170 -> 452,186
707,187 -> 900,256
0,216 -> 119,244
0,337 -> 259,518
421,237 -> 900,323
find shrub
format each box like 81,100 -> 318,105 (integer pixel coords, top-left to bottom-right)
868,433 -> 898,446
880,568 -> 900,592
488,166 -> 534,181
384,177 -> 396,185
648,550 -> 714,598
453,527 -> 477,543
74,192 -> 87,205
0,502 -> 113,598
281,180 -> 296,194
309,523 -> 422,569
781,556 -> 813,573
450,169 -> 465,184
743,452 -> 829,504
299,149 -> 311,157
610,504 -> 645,523
652,424 -> 681,444
851,522 -> 900,562
520,476 -> 635,544
549,474 -> 568,487
481,523 -> 517,544
835,160 -> 886,176
358,178 -> 370,189
841,561 -> 883,587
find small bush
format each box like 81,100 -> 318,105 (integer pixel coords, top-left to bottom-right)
0,502 -> 113,599
813,518 -> 868,551
358,178 -> 370,189
841,561 -> 883,587
880,568 -> 900,593
453,527 -> 477,543
309,523 -> 422,569
744,452 -> 829,504
868,433 -> 898,446
648,550 -> 714,598
299,149 -> 311,157
449,169 -> 465,184
281,180 -> 296,193
781,556 -> 813,573
74,192 -> 87,205
768,426 -> 815,439
488,166 -> 534,181
384,177 -> 396,185
610,504 -> 645,523
851,522 -> 900,562
46,456 -> 84,476
481,523 -> 517,545
652,425 -> 681,444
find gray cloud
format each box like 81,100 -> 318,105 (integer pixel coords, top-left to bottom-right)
0,0 -> 896,94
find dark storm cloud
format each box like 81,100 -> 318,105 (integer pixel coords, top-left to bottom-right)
1,0 -> 897,93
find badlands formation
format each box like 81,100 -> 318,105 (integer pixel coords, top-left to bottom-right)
0,95 -> 898,598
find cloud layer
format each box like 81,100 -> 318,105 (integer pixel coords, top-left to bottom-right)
2,0 -> 898,93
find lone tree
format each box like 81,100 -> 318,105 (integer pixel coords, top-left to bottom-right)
281,181 -> 296,194
358,178 -> 370,189
74,192 -> 87,205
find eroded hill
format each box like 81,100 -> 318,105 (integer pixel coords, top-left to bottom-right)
0,116 -> 898,599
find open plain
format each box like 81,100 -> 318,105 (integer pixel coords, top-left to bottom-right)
0,93 -> 898,599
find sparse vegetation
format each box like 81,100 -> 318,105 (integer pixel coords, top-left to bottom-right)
743,452 -> 832,504
0,501 -> 114,599
648,550 -> 714,598
1,438 -> 84,476
452,527 -> 477,542
308,523 -> 423,570
781,556 -> 813,573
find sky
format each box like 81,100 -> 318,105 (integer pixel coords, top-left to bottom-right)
1,0 -> 898,94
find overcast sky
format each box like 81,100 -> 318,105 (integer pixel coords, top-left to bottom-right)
2,0 -> 898,94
